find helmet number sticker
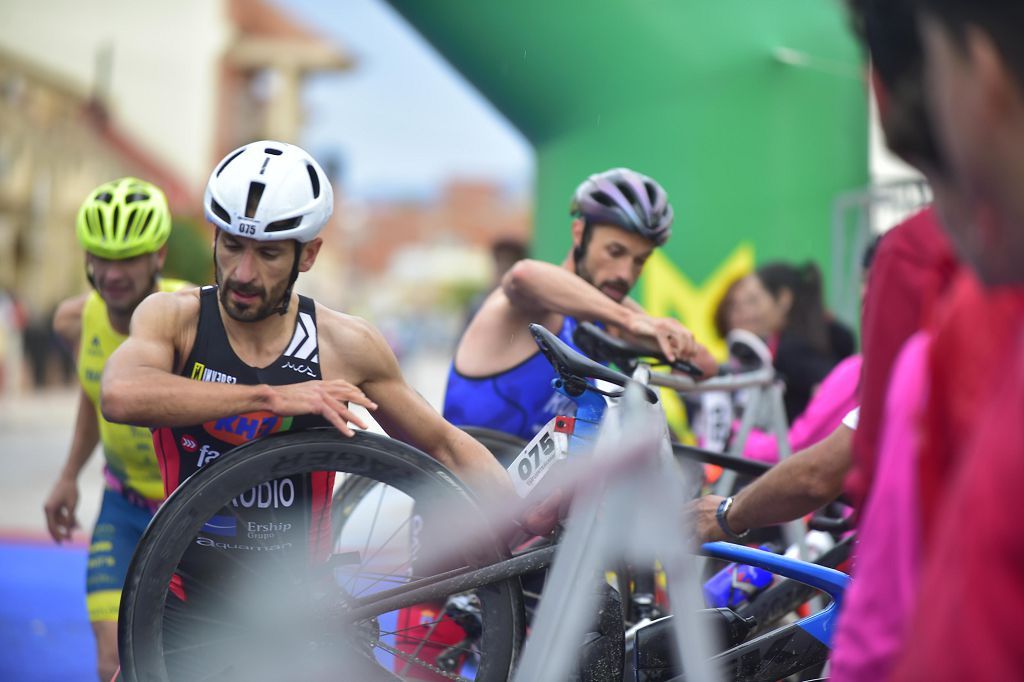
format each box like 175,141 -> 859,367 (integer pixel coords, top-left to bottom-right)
238,222 -> 257,236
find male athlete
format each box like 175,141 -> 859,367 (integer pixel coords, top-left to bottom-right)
44,178 -> 188,681
101,141 -> 515,679
444,167 -> 712,444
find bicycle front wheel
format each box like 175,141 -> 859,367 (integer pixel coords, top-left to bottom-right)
119,428 -> 524,682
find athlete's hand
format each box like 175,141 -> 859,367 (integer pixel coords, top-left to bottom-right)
519,488 -> 566,537
44,477 -> 80,544
268,380 -> 378,436
684,494 -> 728,544
624,312 -> 697,363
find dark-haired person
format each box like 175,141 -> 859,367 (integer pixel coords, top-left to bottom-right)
101,141 -> 515,679
826,0 -> 984,679
730,261 -> 854,422
888,1 -> 1024,678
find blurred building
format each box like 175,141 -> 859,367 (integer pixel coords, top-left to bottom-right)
0,0 -> 351,308
343,181 -> 529,275
0,0 -> 351,392
317,180 -> 530,356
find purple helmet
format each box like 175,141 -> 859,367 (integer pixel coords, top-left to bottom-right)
570,168 -> 673,246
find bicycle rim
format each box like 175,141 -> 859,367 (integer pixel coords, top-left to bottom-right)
118,429 -> 523,682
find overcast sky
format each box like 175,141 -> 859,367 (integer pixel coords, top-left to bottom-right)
275,0 -> 533,201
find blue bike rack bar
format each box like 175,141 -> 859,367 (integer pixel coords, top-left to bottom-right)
701,542 -> 851,647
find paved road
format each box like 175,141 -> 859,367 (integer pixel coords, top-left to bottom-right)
0,387 -> 103,541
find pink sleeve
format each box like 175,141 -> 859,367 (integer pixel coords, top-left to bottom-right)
830,336 -> 927,682
741,355 -> 862,463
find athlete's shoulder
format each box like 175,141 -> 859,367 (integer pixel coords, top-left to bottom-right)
52,292 -> 90,349
312,302 -> 382,347
133,287 -> 202,331
311,302 -> 396,377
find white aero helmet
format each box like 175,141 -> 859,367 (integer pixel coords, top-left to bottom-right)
204,140 -> 333,242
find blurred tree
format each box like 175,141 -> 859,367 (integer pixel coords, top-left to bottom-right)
164,218 -> 213,286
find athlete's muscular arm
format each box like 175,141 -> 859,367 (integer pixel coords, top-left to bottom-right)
502,259 -> 696,361
45,386 -> 100,543
687,423 -> 853,543
101,291 -> 376,432
333,314 -> 513,498
45,295 -> 100,543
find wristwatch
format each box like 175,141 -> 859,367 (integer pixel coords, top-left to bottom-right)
715,496 -> 750,541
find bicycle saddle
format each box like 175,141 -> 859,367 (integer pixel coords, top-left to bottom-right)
529,323 -> 658,403
573,322 -> 704,378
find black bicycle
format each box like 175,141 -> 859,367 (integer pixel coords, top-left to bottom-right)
118,325 -> 848,682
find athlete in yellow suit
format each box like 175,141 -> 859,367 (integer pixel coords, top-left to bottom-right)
44,178 -> 191,682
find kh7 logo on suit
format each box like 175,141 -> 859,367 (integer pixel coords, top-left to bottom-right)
190,362 -> 237,384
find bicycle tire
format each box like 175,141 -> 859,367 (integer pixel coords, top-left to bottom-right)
118,428 -> 524,682
330,427 -> 528,540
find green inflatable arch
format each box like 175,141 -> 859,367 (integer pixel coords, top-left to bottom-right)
386,0 -> 867,426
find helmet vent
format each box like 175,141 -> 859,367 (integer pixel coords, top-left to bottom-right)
266,216 -> 302,233
245,182 -> 266,219
124,209 -> 139,239
125,192 -> 149,203
111,206 -> 120,235
88,208 -> 104,235
643,182 -> 658,205
591,190 -> 616,208
96,192 -> 113,204
264,147 -> 283,156
210,199 -> 231,224
616,181 -> 640,209
306,164 -> 321,199
216,148 -> 246,177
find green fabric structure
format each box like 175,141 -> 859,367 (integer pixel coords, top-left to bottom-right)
387,0 -> 867,355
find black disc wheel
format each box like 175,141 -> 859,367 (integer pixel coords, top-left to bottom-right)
118,428 -> 523,682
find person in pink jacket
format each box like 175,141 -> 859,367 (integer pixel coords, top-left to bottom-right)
741,353 -> 861,464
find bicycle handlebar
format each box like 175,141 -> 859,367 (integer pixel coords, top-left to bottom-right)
572,322 -> 704,378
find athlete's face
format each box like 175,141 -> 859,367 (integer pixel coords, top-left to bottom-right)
87,249 -> 164,316
215,232 -> 320,322
573,224 -> 654,303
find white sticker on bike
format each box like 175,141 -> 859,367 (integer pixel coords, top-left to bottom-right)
507,422 -> 568,497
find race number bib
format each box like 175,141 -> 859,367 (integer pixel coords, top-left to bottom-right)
507,421 -> 569,497
700,391 -> 734,453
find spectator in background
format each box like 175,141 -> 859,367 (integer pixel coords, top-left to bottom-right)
741,240 -> 878,463
712,276 -> 746,340
731,261 -> 854,422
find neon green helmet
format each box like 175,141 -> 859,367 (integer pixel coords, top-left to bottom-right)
76,177 -> 172,259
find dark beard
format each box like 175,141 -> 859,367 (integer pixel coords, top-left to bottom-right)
216,268 -> 286,323
575,257 -> 629,302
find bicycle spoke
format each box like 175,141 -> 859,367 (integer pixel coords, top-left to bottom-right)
397,616 -> 441,677
345,513 -> 414,595
373,637 -> 472,682
359,481 -> 388,571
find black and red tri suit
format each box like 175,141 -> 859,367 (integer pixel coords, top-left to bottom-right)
153,285 -> 334,600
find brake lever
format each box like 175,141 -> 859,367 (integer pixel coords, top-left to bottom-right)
651,359 -> 704,378
670,359 -> 704,378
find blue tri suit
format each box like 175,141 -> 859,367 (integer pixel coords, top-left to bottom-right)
443,316 -> 591,442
